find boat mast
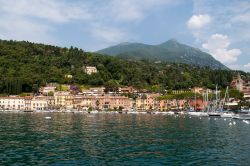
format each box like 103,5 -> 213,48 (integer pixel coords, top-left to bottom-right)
195,91 -> 197,111
206,89 -> 209,112
215,85 -> 218,111
222,86 -> 228,111
202,92 -> 204,112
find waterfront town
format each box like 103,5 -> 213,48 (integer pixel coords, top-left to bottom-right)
0,67 -> 249,112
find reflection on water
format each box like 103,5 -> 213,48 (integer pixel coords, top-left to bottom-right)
0,113 -> 250,165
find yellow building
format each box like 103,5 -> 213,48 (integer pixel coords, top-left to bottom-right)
54,92 -> 73,108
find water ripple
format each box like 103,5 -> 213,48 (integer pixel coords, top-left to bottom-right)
0,113 -> 250,165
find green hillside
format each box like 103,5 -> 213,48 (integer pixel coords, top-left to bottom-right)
0,39 -> 247,94
97,39 -> 228,69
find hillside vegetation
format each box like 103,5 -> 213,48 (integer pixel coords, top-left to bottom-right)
97,39 -> 228,69
0,39 -> 248,94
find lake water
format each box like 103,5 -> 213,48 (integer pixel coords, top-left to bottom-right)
0,113 -> 250,165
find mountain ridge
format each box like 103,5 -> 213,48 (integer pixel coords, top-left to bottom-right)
97,39 -> 228,70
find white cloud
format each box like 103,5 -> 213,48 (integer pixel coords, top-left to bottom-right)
191,0 -> 250,42
187,14 -> 211,29
232,12 -> 250,25
244,63 -> 250,69
188,0 -> 250,69
0,0 -> 183,49
229,63 -> 250,72
108,0 -> 179,22
0,15 -> 54,44
202,34 -> 241,64
0,0 -> 92,23
0,0 -> 92,44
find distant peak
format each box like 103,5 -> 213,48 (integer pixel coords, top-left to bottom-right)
158,39 -> 181,48
117,42 -> 132,46
168,38 -> 178,43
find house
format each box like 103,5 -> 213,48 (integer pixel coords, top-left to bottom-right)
96,95 -> 133,110
82,87 -> 105,96
73,95 -> 96,110
54,91 -> 74,108
83,66 -> 98,75
31,96 -> 48,110
24,96 -> 32,110
231,74 -> 250,100
118,86 -> 135,94
191,87 -> 204,94
65,75 -> 73,79
0,96 -> 26,110
158,99 -> 188,111
40,86 -> 56,95
135,94 -> 160,110
231,74 -> 250,93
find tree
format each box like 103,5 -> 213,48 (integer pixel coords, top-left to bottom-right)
48,91 -> 54,96
32,84 -> 39,94
104,79 -> 119,93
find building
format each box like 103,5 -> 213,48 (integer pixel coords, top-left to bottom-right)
191,87 -> 204,94
73,94 -> 133,110
40,86 -> 56,95
47,96 -> 56,109
97,95 -> 133,110
65,75 -> 73,79
231,74 -> 250,100
54,91 -> 74,108
73,95 -> 96,110
231,74 -> 250,93
172,90 -> 190,94
31,96 -> 48,110
0,96 -> 26,110
136,94 -> 160,110
83,66 -> 98,75
118,86 -> 135,94
24,96 -> 32,110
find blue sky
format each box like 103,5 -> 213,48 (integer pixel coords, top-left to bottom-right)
0,0 -> 250,72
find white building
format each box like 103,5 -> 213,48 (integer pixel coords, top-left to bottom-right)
82,87 -> 105,96
0,97 -> 26,110
40,86 -> 56,95
83,66 -> 98,75
31,96 -> 48,110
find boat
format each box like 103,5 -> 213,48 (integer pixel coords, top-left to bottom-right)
163,111 -> 175,115
208,112 -> 222,117
23,110 -> 34,112
189,111 -> 208,117
232,114 -> 250,120
188,112 -> 207,116
220,112 -> 234,118
207,85 -> 226,117
89,110 -> 99,114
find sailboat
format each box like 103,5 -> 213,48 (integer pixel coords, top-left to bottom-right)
220,86 -> 234,118
188,91 -> 208,117
208,85 -> 222,117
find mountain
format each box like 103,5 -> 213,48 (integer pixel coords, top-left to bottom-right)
97,39 -> 228,69
0,39 -> 243,95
